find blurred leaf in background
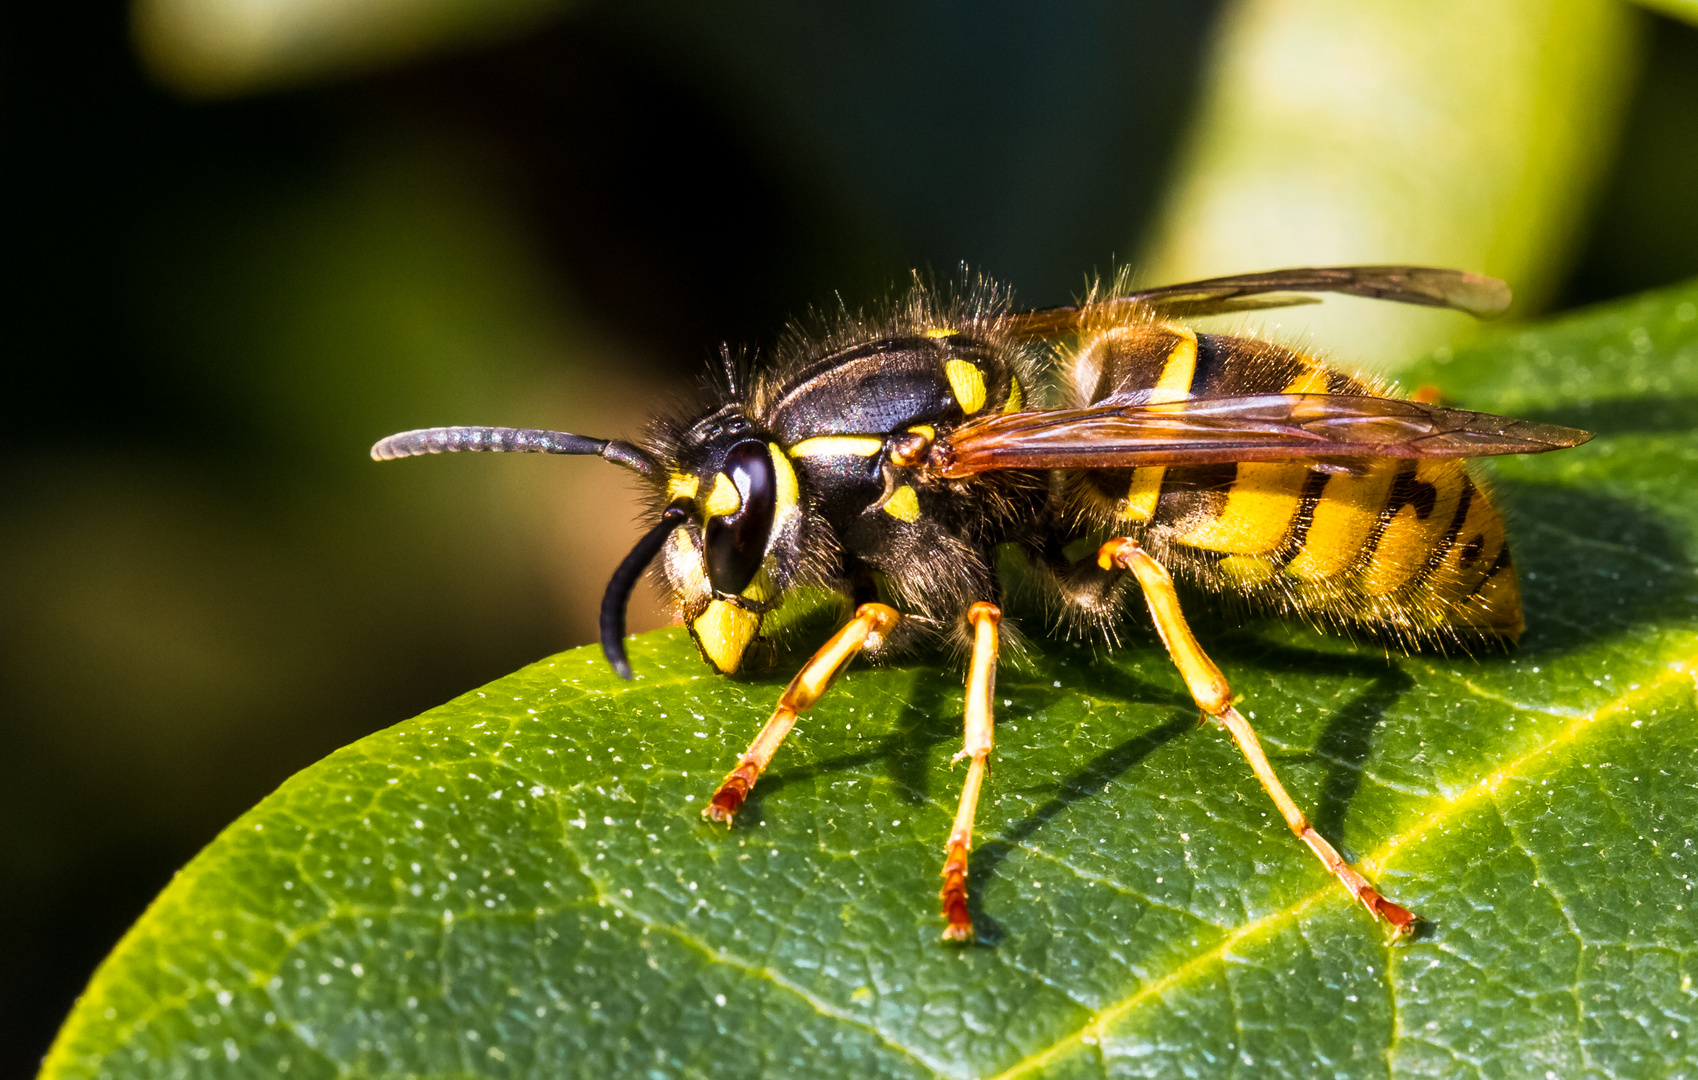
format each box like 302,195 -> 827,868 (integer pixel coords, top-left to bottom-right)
1563,11 -> 1698,306
135,0 -> 577,96
8,0 -> 1698,1075
1143,0 -> 1643,368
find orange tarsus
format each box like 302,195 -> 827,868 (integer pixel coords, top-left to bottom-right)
1363,890 -> 1420,935
938,601 -> 1000,943
940,842 -> 972,941
703,768 -> 753,823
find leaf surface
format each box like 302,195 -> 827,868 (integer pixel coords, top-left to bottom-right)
43,284 -> 1698,1079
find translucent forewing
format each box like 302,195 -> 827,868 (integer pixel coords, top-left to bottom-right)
928,394 -> 1592,478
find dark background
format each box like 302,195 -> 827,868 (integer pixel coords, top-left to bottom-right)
3,1 -> 1697,1073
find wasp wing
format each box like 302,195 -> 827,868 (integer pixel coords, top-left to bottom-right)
929,394 -> 1590,478
1005,266 -> 1511,341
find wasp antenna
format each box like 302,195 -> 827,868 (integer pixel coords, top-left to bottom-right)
601,500 -> 693,679
370,426 -> 658,477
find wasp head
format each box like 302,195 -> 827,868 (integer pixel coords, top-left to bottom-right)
637,408 -> 805,676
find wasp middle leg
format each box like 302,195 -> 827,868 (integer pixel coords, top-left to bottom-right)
941,601 -> 1001,943
1097,538 -> 1418,934
703,602 -> 899,823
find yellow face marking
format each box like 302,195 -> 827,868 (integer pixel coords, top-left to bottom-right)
1360,461 -> 1466,596
1147,327 -> 1198,404
1003,376 -> 1024,413
1283,464 -> 1398,582
690,599 -> 761,674
789,436 -> 884,458
667,472 -> 699,501
883,484 -> 921,522
925,327 -> 958,339
945,358 -> 988,414
1118,466 -> 1165,523
665,526 -> 708,598
702,472 -> 741,518
740,569 -> 775,604
1281,363 -> 1331,395
1176,462 -> 1309,555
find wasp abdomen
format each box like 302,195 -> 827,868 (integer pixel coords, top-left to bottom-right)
1063,324 -> 1524,643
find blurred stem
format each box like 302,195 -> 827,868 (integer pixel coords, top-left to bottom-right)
1141,0 -> 1644,371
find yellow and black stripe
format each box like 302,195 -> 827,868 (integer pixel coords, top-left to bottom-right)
1063,323 -> 1523,642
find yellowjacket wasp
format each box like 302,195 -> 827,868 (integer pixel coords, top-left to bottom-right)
374,266 -> 1590,942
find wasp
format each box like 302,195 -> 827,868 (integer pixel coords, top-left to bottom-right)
373,266 -> 1590,942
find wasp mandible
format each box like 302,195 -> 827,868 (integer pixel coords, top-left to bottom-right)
373,266 -> 1591,942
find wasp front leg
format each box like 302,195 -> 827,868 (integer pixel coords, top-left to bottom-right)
703,603 -> 900,823
940,601 -> 1000,943
1097,539 -> 1419,934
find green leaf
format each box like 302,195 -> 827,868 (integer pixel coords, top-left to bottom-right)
44,283 -> 1698,1079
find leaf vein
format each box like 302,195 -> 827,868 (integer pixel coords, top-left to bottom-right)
987,653 -> 1697,1080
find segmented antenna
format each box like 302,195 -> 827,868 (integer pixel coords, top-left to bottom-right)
370,426 -> 656,475
601,500 -> 693,679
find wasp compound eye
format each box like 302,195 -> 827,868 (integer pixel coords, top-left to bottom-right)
703,440 -> 776,597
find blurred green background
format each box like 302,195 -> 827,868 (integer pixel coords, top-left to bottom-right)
4,0 -> 1698,1073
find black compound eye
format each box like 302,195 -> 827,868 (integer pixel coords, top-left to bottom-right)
703,440 -> 777,596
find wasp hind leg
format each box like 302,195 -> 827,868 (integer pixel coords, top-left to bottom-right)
702,603 -> 900,823
1096,538 -> 1419,935
941,601 -> 1001,943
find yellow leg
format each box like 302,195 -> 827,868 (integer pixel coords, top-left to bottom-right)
1098,538 -> 1419,934
941,601 -> 1000,943
703,603 -> 900,823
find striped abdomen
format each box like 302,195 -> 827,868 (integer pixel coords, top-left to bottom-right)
1062,319 -> 1523,642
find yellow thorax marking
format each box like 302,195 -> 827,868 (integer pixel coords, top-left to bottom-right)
924,327 -> 958,338
768,442 -> 798,525
883,485 -> 922,522
945,358 -> 988,414
908,423 -> 935,441
1119,465 -> 1164,522
703,472 -> 741,518
1003,375 -> 1024,413
789,435 -> 884,458
1148,327 -> 1198,404
667,472 -> 699,502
